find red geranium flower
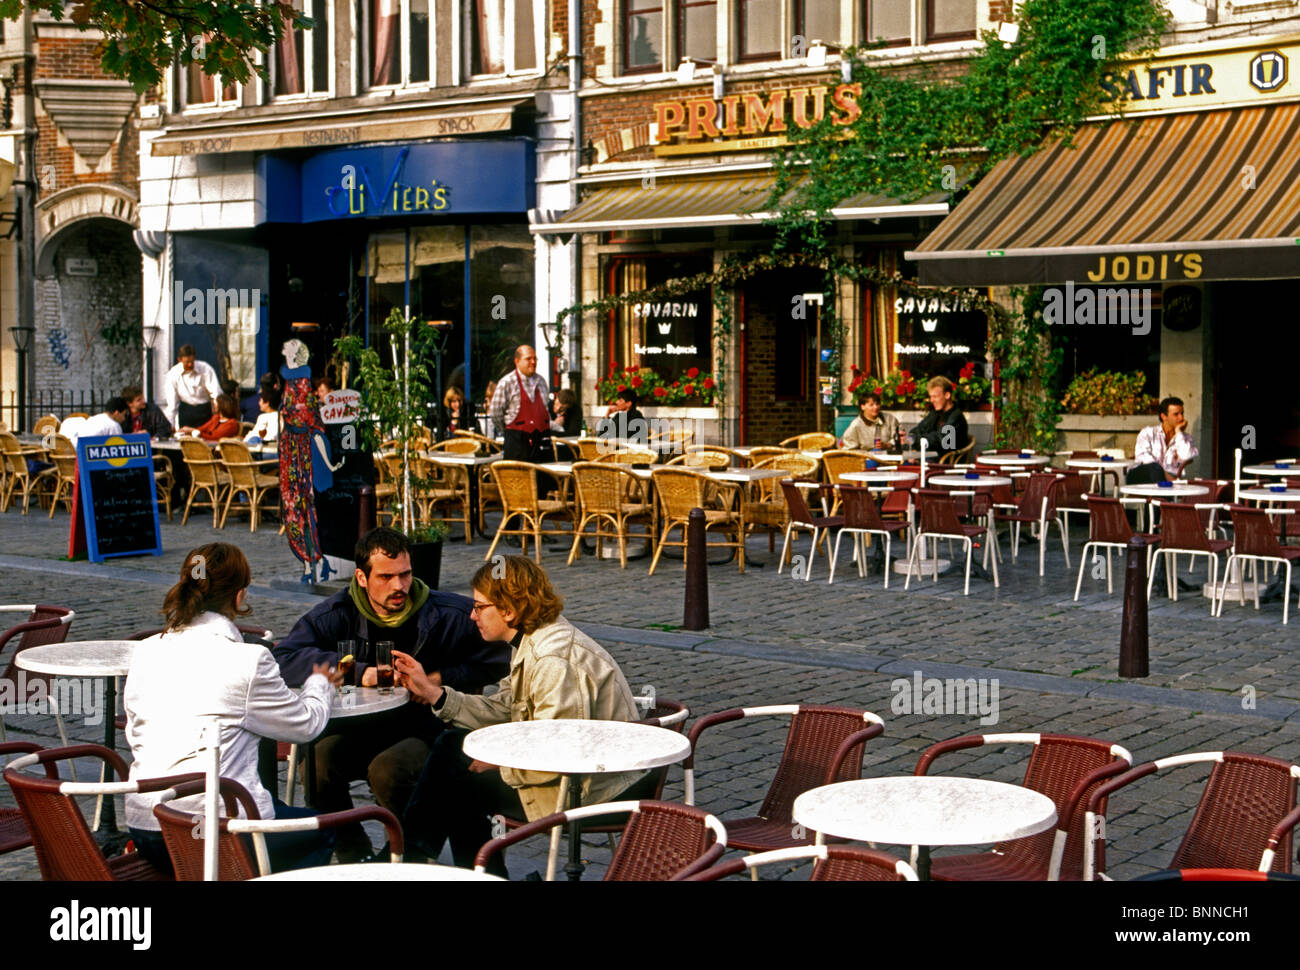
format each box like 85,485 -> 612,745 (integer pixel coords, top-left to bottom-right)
611,361 -> 620,371
900,370 -> 911,380
873,386 -> 883,397
896,384 -> 907,396
686,367 -> 699,379
850,364 -> 860,372
684,383 -> 695,395
625,365 -> 637,373
631,376 -> 643,388
653,387 -> 667,398
672,381 -> 680,388
617,384 -> 627,392
703,377 -> 715,389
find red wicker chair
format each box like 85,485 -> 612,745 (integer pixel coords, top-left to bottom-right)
778,480 -> 843,581
684,844 -> 917,881
1073,495 -> 1160,600
1148,501 -> 1232,607
0,741 -> 42,855
684,705 -> 885,852
153,776 -> 404,880
905,488 -> 999,595
992,472 -> 1068,576
914,733 -> 1133,881
1213,504 -> 1300,624
828,484 -> 910,587
0,605 -> 76,746
1084,751 -> 1300,880
3,744 -> 191,881
473,799 -> 726,881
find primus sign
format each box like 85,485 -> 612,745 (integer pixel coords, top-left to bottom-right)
654,83 -> 861,155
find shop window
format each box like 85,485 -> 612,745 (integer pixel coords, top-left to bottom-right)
608,254 -> 714,386
863,0 -> 909,46
274,0 -> 332,97
469,0 -> 540,76
184,50 -> 238,108
860,0 -> 977,47
926,0 -> 977,42
367,0 -> 441,87
737,0 -> 782,61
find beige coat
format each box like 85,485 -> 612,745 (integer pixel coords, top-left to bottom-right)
436,615 -> 643,820
842,412 -> 901,451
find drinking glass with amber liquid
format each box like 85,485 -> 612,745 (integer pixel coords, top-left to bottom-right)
375,641 -> 395,693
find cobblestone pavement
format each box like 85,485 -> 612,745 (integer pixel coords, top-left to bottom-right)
1,509 -> 1298,881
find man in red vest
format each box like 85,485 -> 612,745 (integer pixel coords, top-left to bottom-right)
489,345 -> 552,462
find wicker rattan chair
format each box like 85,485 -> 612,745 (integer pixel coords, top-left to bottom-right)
1084,751 -> 1300,880
779,432 -> 836,451
474,800 -> 727,881
453,429 -> 502,453
153,453 -> 175,521
31,415 -> 60,436
915,733 -> 1134,881
742,454 -> 818,552
1073,495 -> 1160,600
684,705 -> 885,852
0,430 -> 55,514
567,461 -> 653,567
0,606 -> 76,749
415,455 -> 473,543
648,467 -> 744,575
153,776 -> 404,879
745,446 -> 796,466
1214,504 -> 1300,624
3,744 -> 185,880
485,461 -> 574,562
45,434 -> 78,518
685,844 -> 918,881
820,449 -> 872,510
179,436 -> 230,526
665,450 -> 730,469
217,438 -> 279,531
429,438 -> 479,454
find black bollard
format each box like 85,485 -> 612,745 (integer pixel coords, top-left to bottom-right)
1119,537 -> 1149,678
682,507 -> 710,630
358,485 -> 376,541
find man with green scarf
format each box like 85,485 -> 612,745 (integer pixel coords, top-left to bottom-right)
274,527 -> 509,862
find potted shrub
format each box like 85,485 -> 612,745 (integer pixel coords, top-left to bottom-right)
336,308 -> 451,585
1056,368 -> 1159,453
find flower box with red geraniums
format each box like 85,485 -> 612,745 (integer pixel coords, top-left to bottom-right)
596,363 -> 718,406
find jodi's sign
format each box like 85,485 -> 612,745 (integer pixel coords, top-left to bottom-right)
654,83 -> 861,155
298,141 -> 533,222
1101,37 -> 1298,115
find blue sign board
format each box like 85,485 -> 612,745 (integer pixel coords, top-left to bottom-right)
293,139 -> 534,222
76,433 -> 163,563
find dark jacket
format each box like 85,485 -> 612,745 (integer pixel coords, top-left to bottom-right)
595,407 -> 648,444
912,405 -> 969,456
273,589 -> 510,694
127,403 -> 173,439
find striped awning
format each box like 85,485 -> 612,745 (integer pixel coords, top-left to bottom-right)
531,173 -> 950,234
907,104 -> 1300,285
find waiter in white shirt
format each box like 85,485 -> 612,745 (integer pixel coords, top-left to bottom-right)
162,343 -> 222,431
1128,396 -> 1199,484
64,397 -> 130,444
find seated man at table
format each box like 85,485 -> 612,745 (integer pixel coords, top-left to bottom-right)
396,555 -> 650,875
842,392 -> 901,451
1127,396 -> 1198,485
908,376 -> 969,458
121,384 -> 174,439
273,527 -> 510,862
596,387 -> 648,446
64,397 -> 130,444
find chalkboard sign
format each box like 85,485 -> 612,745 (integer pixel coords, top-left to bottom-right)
76,433 -> 163,563
316,423 -> 374,562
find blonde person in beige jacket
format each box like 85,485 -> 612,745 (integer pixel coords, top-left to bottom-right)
394,555 -> 649,873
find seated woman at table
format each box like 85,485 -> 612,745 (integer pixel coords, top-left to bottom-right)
180,393 -> 241,441
124,542 -> 339,875
841,392 -> 901,451
395,555 -> 650,875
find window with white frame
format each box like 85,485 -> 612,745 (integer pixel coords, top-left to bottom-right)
468,0 -> 541,76
862,0 -> 977,47
274,0 -> 332,96
368,0 -> 436,86
184,47 -> 239,109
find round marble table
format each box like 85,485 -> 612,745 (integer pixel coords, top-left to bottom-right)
464,719 -> 692,881
792,776 -> 1057,880
254,861 -> 504,881
15,640 -> 137,835
1066,458 -> 1136,495
976,454 -> 1051,467
1242,462 -> 1300,478
300,687 -> 408,809
930,474 -> 1014,488
839,470 -> 918,485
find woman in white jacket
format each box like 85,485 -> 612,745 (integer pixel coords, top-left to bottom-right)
124,542 -> 337,874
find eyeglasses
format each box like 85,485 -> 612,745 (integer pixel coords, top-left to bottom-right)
470,600 -> 497,616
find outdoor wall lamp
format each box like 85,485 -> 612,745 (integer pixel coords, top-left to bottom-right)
676,58 -> 725,100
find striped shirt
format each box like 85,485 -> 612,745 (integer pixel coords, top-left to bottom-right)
489,370 -> 550,431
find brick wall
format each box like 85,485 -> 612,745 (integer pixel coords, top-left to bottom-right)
740,269 -> 824,445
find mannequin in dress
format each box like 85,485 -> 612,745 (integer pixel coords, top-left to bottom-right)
280,339 -> 342,583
